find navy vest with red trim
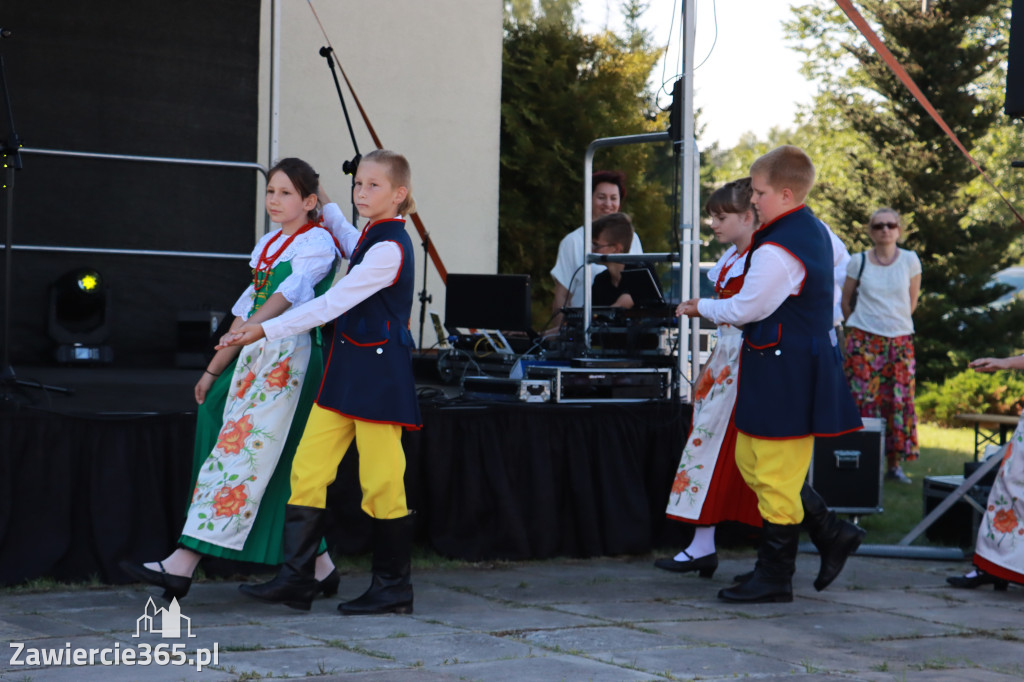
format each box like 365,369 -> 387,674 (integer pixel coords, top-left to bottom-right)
317,219 -> 422,429
734,206 -> 861,439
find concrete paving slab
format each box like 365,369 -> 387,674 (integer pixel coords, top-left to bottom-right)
869,635 -> 1024,675
1,661 -> 238,681
278,613 -> 461,641
0,613 -> 97,640
351,631 -> 537,667
597,644 -> 804,679
898,603 -> 1024,632
437,652 -> 663,681
211,644 -> 403,678
514,623 -> 680,654
317,669 -> 465,681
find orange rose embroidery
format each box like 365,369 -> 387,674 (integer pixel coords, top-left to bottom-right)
694,370 -> 715,402
265,357 -> 292,391
212,484 -> 248,517
715,365 -> 731,384
216,414 -> 254,455
992,508 -> 1018,534
235,371 -> 256,399
672,470 -> 691,494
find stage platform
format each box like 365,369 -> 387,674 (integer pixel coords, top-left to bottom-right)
0,365 -> 694,586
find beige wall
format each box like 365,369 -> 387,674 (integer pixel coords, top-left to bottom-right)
256,0 -> 503,331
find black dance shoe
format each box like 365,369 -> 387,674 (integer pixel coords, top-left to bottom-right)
653,551 -> 718,578
119,560 -> 192,601
318,568 -> 341,597
946,571 -> 1009,591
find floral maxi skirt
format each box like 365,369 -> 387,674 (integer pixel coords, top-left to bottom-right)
181,333 -> 311,551
843,328 -> 918,468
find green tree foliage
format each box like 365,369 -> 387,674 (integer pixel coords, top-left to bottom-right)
786,0 -> 1024,382
917,368 -> 1024,426
500,2 -> 675,325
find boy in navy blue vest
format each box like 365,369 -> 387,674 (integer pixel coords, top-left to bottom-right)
223,150 -> 421,615
679,145 -> 863,603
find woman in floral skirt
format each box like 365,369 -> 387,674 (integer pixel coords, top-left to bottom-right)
120,158 -> 340,600
840,208 -> 922,484
947,353 -> 1024,590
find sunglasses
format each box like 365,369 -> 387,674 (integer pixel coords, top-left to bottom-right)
870,221 -> 899,231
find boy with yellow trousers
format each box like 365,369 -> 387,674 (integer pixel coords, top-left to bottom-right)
679,145 -> 863,603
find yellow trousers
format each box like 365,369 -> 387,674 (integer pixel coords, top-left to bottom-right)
734,432 -> 814,525
288,404 -> 408,519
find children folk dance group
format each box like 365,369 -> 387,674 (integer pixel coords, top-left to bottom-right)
119,143 -> 1022,615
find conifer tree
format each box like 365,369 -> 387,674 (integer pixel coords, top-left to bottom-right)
789,0 -> 1024,382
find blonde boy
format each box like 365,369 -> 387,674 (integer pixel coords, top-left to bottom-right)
679,145 -> 862,603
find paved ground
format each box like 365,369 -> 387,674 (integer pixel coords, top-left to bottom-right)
1,550 -> 1022,681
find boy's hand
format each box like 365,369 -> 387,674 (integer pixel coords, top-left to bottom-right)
216,324 -> 266,349
677,298 -> 701,318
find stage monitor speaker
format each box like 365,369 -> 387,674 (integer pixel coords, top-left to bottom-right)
1007,0 -> 1024,117
808,417 -> 885,515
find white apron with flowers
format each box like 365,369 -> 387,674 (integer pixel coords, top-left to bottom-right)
665,324 -> 740,520
974,417 -> 1024,581
181,333 -> 310,550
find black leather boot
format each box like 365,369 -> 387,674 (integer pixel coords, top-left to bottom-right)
339,513 -> 415,616
718,521 -> 799,603
239,504 -> 324,611
800,483 -> 865,591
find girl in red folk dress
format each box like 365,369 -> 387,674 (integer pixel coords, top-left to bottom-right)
120,158 -> 341,600
657,178 -> 762,578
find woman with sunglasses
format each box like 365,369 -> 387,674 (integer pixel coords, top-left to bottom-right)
840,208 -> 922,484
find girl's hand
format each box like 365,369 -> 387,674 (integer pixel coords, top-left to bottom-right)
969,357 -> 1007,373
195,371 -> 216,405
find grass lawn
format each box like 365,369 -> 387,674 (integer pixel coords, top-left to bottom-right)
855,422 -> 979,546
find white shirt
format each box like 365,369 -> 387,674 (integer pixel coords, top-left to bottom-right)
262,203 -> 403,341
698,220 -> 848,327
845,248 -> 922,337
698,245 -> 803,326
825,223 -> 851,325
231,227 -> 338,319
550,225 -> 643,307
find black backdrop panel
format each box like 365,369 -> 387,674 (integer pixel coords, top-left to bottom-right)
1,0 -> 260,364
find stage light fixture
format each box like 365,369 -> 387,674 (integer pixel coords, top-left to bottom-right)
47,267 -> 113,364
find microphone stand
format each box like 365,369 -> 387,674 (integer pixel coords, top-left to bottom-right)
319,46 -> 360,220
317,45 -> 435,351
417,233 -> 432,349
0,43 -> 72,409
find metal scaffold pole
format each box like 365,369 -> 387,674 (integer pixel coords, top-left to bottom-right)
676,0 -> 699,401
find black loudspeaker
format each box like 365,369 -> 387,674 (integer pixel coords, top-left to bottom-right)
808,417 -> 885,515
1007,0 -> 1024,117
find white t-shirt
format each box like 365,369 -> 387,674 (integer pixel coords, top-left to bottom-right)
550,225 -> 643,307
844,248 -> 922,337
825,224 -> 851,325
